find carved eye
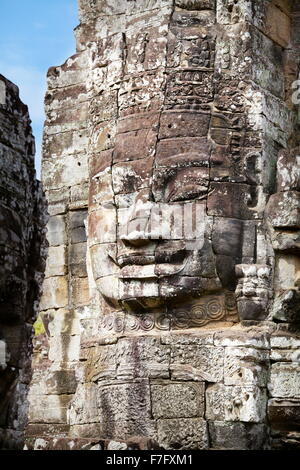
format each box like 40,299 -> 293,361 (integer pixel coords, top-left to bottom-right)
101,201 -> 116,209
167,184 -> 208,203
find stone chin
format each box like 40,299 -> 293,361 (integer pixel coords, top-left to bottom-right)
96,268 -> 222,312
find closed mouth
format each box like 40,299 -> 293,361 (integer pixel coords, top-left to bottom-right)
117,247 -> 187,267
117,253 -> 155,267
119,263 -> 185,279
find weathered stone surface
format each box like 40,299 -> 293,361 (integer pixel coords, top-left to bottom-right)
49,334 -> 81,364
47,215 -> 67,246
270,289 -> 300,324
157,418 -> 208,450
276,149 -> 300,192
214,328 -> 271,349
269,363 -> 300,399
40,277 -> 68,310
117,336 -> 171,379
28,395 -> 73,424
270,332 -> 300,362
209,422 -> 269,450
69,242 -> 87,277
224,347 -> 269,387
68,383 -> 99,426
266,191 -> 300,229
45,245 -> 67,278
151,382 -> 205,419
268,398 -> 300,431
97,381 -> 156,440
24,0 -> 300,452
206,383 -> 267,422
170,343 -> 224,382
45,370 -> 77,395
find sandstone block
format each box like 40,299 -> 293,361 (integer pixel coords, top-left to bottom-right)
276,149 -> 300,192
45,370 -> 77,395
206,383 -> 267,422
45,309 -> 81,337
49,334 -> 81,363
214,329 -> 270,349
45,245 -> 67,278
274,255 -> 300,290
28,395 -> 73,424
43,153 -> 88,189
97,381 -> 156,440
117,336 -> 171,380
170,344 -> 224,382
269,363 -> 300,399
69,242 -> 87,277
0,340 -> 7,370
264,2 -> 290,48
157,418 -> 208,450
47,215 -> 67,246
159,111 -> 210,139
175,0 -> 215,9
70,181 -> 89,210
88,208 -> 117,245
209,421 -> 269,450
271,289 -> 300,324
114,128 -> 157,163
68,383 -> 99,426
270,331 -> 300,362
207,182 -> 260,219
224,347 -> 269,387
71,277 -> 90,307
89,243 -> 118,279
40,277 -> 68,310
267,191 -> 300,229
151,382 -> 205,419
268,398 -> 300,431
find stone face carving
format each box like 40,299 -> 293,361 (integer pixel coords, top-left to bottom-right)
87,19 -> 257,320
25,0 -> 300,451
0,75 -> 47,449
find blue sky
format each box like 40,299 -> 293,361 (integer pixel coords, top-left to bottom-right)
0,0 -> 79,177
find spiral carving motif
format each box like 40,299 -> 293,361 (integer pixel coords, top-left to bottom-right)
125,315 -> 140,331
206,300 -> 224,321
100,295 -> 237,333
190,304 -> 208,326
140,314 -> 155,331
114,314 -> 125,333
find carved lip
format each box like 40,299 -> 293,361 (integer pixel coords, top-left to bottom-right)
119,263 -> 185,279
117,254 -> 155,267
118,246 -> 187,268
119,264 -> 157,279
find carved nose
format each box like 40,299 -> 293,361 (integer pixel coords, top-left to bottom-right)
121,234 -> 152,248
120,189 -> 155,247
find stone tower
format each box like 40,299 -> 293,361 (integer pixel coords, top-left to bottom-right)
26,0 -> 300,450
0,75 -> 47,449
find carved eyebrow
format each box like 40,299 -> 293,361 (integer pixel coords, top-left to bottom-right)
156,152 -> 210,168
153,165 -> 209,183
152,166 -> 209,202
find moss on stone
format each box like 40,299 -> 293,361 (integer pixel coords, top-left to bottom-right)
33,316 -> 46,336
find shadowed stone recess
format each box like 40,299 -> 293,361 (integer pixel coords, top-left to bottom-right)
0,75 -> 47,449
